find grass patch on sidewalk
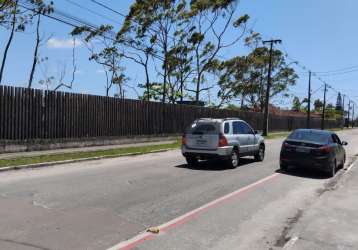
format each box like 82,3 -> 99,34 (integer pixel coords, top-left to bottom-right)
0,141 -> 181,169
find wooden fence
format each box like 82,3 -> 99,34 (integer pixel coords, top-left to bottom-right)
0,85 -> 340,141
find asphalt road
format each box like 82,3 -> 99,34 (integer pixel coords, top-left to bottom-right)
1,129 -> 358,250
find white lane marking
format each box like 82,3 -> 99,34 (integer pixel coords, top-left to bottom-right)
283,236 -> 299,250
346,161 -> 356,172
106,173 -> 280,250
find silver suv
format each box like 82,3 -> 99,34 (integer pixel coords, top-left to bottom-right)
181,118 -> 265,168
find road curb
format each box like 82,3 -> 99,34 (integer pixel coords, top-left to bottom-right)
0,148 -> 178,173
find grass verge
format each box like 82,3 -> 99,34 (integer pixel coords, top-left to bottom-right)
264,127 -> 352,140
264,132 -> 291,140
0,141 -> 180,169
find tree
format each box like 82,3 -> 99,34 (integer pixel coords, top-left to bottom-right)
119,0 -> 188,103
116,4 -> 157,101
216,55 -> 251,107
292,96 -> 301,111
165,27 -> 195,103
326,103 -> 338,119
335,92 -> 343,111
72,25 -> 128,97
52,38 -> 77,91
0,0 -> 53,86
187,1 -> 249,103
0,0 -> 20,84
28,1 -> 54,88
217,46 -> 298,109
314,99 -> 323,111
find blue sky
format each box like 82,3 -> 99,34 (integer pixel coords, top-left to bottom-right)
1,0 -> 358,108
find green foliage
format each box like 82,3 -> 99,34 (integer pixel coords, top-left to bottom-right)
217,45 -> 298,108
325,103 -> 341,119
71,23 -> 127,96
314,99 -> 323,111
291,96 -> 301,111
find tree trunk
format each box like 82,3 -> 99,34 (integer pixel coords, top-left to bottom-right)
195,72 -> 201,103
180,73 -> 184,102
0,0 -> 17,84
144,57 -> 150,101
194,45 -> 201,103
28,14 -> 41,89
162,41 -> 168,103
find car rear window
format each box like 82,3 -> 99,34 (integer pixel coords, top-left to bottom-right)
288,131 -> 329,144
187,122 -> 219,135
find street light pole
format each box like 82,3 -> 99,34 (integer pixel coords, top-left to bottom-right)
348,100 -> 351,128
321,83 -> 327,130
307,71 -> 312,128
262,39 -> 282,136
352,103 -> 355,128
342,94 -> 345,128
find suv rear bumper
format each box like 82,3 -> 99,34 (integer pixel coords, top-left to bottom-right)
182,145 -> 233,159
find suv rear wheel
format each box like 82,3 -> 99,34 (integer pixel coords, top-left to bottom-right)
186,157 -> 198,166
254,144 -> 265,161
227,150 -> 239,168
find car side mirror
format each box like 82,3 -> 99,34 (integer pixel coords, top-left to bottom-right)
342,141 -> 348,146
254,130 -> 258,134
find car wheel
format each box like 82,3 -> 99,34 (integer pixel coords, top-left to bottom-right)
186,157 -> 198,166
342,154 -> 346,168
228,150 -> 239,168
254,144 -> 265,162
328,160 -> 337,177
280,163 -> 288,172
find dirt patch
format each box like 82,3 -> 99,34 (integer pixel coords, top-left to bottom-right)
274,209 -> 303,247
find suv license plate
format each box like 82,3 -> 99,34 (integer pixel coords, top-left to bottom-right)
196,139 -> 207,146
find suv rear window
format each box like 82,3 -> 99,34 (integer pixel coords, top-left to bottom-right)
288,131 -> 329,144
187,122 -> 219,135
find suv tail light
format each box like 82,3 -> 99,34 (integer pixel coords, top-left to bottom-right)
181,134 -> 187,146
218,133 -> 228,147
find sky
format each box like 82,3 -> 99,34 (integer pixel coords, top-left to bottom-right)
1,0 -> 358,110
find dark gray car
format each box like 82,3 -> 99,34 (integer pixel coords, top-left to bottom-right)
280,129 -> 348,177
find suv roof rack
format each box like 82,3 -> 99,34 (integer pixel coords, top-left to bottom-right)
223,117 -> 240,120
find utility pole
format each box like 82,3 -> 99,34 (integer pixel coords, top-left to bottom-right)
262,39 -> 282,136
307,71 -> 312,128
342,94 -> 345,128
347,100 -> 351,128
321,83 -> 327,130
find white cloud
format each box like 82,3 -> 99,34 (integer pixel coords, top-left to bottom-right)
47,38 -> 83,49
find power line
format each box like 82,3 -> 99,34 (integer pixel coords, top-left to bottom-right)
89,0 -> 178,42
89,0 -> 126,18
314,64 -> 358,74
19,0 -> 165,62
62,0 -> 120,25
315,68 -> 358,77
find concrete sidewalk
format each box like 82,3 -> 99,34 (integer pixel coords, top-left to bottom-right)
287,161 -> 358,250
0,140 -> 177,160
